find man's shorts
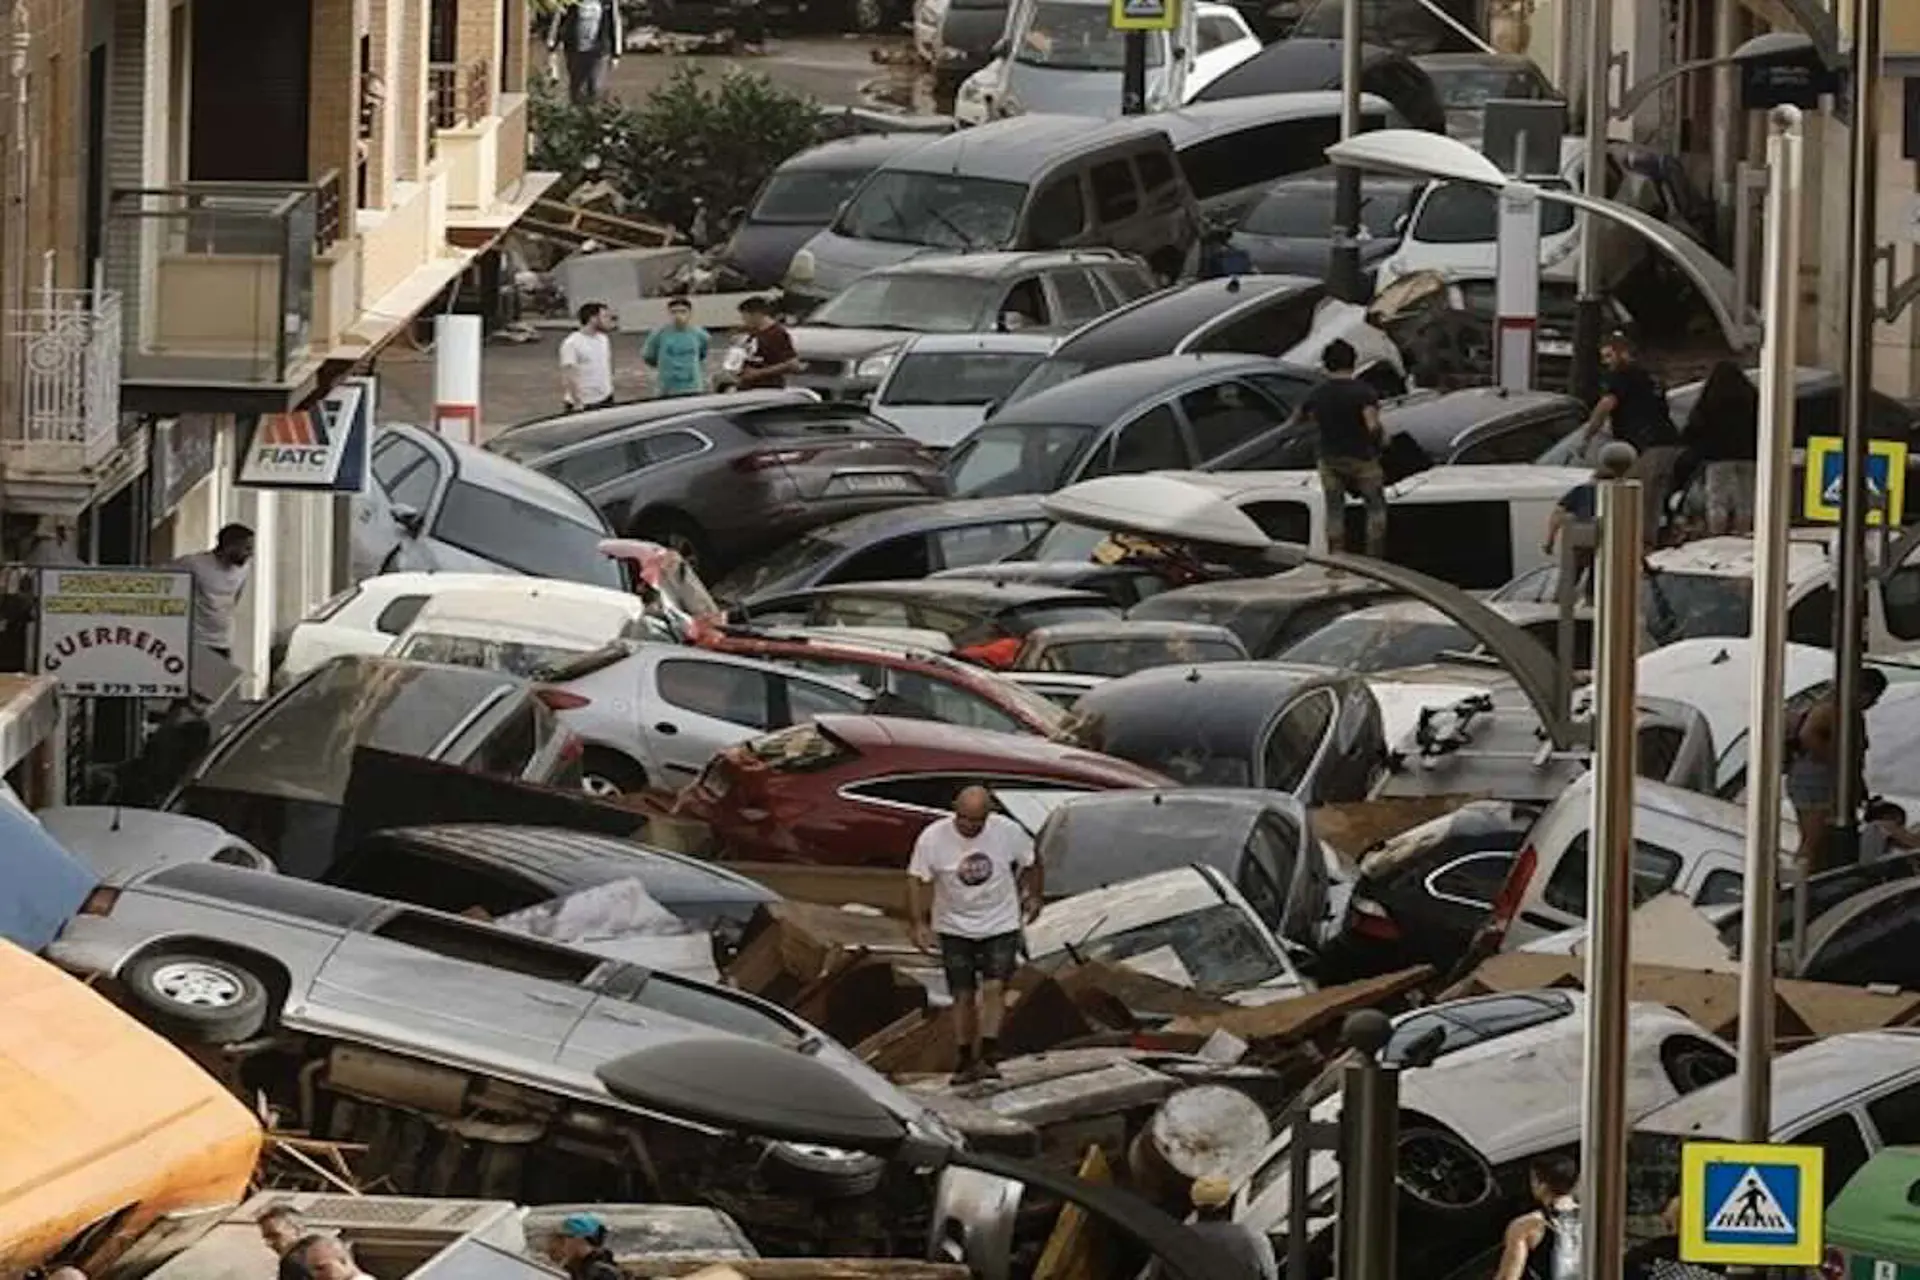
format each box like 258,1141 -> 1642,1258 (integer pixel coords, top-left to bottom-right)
938,931 -> 1021,992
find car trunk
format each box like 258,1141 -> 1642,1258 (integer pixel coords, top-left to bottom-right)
783,434 -> 945,503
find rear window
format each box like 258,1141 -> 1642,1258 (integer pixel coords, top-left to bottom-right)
732,405 -> 904,439
199,660 -> 511,803
432,482 -> 621,587
1033,636 -> 1244,676
1006,602 -> 1121,633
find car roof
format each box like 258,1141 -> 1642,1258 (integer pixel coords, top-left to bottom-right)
1647,534 -> 1836,588
1553,772 -> 1755,836
1121,464 -> 1591,502
991,353 -> 1315,426
405,587 -> 640,638
1040,786 -> 1288,846
374,825 -> 778,901
1131,571 -> 1395,608
865,249 -> 1127,280
1073,660 -> 1342,744
789,578 -> 1109,608
810,713 -> 1171,783
1637,1031 -> 1920,1137
799,495 -> 1048,544
385,424 -> 610,526
1150,91 -> 1395,146
777,131 -> 939,171
896,331 -> 1061,357
1415,51 -> 1550,72
1025,619 -> 1242,643
1378,387 -> 1584,450
1050,275 -> 1326,366
887,113 -> 1175,183
39,806 -> 255,883
486,390 -> 810,460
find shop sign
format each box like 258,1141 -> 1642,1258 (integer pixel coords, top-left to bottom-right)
29,567 -> 193,698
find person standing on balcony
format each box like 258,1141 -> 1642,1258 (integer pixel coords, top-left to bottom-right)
546,0 -> 622,105
560,303 -> 617,413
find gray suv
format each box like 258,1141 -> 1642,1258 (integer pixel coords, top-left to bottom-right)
789,248 -> 1158,401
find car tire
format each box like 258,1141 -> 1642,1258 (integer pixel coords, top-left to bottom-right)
846,0 -> 886,30
1396,1124 -> 1496,1214
123,950 -> 272,1044
764,1141 -> 888,1199
630,514 -> 711,576
580,748 -> 648,799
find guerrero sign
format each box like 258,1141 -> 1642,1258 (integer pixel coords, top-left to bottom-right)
36,568 -> 194,698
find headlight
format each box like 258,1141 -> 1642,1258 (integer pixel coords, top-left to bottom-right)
786,248 -> 816,285
855,351 -> 897,381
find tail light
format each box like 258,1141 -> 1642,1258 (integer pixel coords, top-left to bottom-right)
80,886 -> 119,917
1347,895 -> 1401,941
1485,844 -> 1539,940
536,687 -> 592,711
733,448 -> 818,472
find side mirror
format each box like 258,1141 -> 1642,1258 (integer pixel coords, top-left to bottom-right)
391,504 -> 425,537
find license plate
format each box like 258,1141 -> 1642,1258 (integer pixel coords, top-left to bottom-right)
1538,340 -> 1573,357
835,473 -> 918,493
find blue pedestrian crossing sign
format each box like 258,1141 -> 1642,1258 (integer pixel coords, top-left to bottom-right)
1679,1140 -> 1825,1267
1804,435 -> 1908,526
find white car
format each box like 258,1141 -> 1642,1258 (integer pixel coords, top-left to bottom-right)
868,332 -> 1060,447
1183,3 -> 1261,100
954,0 -> 1198,125
542,642 -> 881,797
387,586 -> 654,678
1232,991 -> 1733,1245
1024,864 -> 1311,1004
274,573 -> 657,689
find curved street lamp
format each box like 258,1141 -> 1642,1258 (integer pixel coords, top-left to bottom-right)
594,1037 -> 1261,1280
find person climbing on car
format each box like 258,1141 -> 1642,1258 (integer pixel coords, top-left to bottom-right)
1579,331 -> 1680,545
1293,338 -> 1386,560
544,1213 -> 622,1280
1495,1154 -> 1582,1280
1787,669 -> 1890,875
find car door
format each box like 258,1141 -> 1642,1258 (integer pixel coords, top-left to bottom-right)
1240,809 -> 1327,945
1179,379 -> 1291,465
358,433 -> 446,576
640,652 -> 779,784
1076,404 -> 1192,481
313,909 -> 595,1063
1519,832 -> 1684,939
1044,268 -> 1111,330
994,275 -> 1055,331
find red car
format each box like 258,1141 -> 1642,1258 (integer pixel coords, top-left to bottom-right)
676,714 -> 1172,867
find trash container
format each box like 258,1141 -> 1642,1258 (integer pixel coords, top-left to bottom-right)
1825,1147 -> 1920,1279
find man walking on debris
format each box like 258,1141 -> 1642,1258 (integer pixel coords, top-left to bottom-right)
544,1212 -> 623,1280
908,785 -> 1043,1083
1580,331 -> 1680,545
1292,338 -> 1386,559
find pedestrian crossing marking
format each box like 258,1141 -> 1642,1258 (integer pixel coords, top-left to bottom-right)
1804,435 -> 1907,526
1706,1166 -> 1792,1234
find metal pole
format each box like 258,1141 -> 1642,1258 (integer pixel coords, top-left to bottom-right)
1569,0 -> 1612,403
1495,181 -> 1541,393
1580,462 -> 1641,1280
1709,0 -> 1742,256
1737,105 -> 1803,1154
1336,1010 -> 1397,1280
1328,0 -> 1366,302
1832,0 -> 1879,868
1122,29 -> 1147,114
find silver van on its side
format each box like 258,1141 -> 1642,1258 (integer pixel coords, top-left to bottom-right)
784,113 -> 1201,309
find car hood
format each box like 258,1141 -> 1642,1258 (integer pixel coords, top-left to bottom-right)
791,327 -> 917,362
1005,62 -> 1172,117
793,231 -> 941,298
721,223 -> 824,290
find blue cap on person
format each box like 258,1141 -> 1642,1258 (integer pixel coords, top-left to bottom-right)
559,1212 -> 607,1240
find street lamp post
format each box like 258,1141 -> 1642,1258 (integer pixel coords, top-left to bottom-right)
594,1038 -> 1261,1280
1328,0 -> 1367,302
1571,0 -> 1614,403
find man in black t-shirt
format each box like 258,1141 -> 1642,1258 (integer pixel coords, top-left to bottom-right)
1297,339 -> 1386,558
1584,331 -> 1681,544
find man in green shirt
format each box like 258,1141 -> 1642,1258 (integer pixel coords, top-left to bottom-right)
641,296 -> 711,397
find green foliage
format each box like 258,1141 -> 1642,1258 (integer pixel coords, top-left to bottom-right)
529,66 -> 826,231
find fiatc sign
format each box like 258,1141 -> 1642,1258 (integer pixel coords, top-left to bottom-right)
33,568 -> 194,699
236,377 -> 374,492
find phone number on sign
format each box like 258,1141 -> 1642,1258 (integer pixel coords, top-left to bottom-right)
66,682 -> 184,696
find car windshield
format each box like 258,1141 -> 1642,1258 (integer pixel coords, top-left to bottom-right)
1241,179 -> 1409,239
945,423 -> 1098,497
750,167 -> 871,225
1033,902 -> 1282,993
880,351 -> 1051,406
1017,0 -> 1163,69
395,632 -> 589,679
1278,615 -> 1474,672
809,274 -> 999,332
1033,637 -> 1244,676
432,482 -> 622,587
199,661 -> 508,803
1641,571 -> 1754,643
1412,179 -> 1576,242
1027,520 -> 1109,561
1001,357 -> 1092,408
836,170 -> 1025,250
712,531 -> 846,602
1432,66 -> 1550,109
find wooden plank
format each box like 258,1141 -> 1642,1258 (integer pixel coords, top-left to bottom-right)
1161,966 -> 1435,1050
1033,1145 -> 1115,1280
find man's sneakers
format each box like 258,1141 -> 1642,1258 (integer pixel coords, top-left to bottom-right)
950,1055 -> 1005,1086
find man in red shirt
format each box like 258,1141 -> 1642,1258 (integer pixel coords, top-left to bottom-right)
734,297 -> 800,389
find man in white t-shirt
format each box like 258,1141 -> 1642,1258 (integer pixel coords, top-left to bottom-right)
559,302 -> 617,412
908,784 -> 1042,1083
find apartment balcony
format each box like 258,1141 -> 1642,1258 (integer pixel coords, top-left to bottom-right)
2,289 -> 125,477
106,179 -> 331,415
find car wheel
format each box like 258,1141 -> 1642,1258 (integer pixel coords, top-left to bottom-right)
847,0 -> 886,30
580,749 -> 648,799
1396,1124 -> 1495,1213
764,1141 -> 888,1199
631,515 -> 710,577
123,950 -> 272,1044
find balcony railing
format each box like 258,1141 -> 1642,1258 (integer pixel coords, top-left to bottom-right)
107,182 -> 319,389
2,288 -> 124,473
429,57 -> 494,131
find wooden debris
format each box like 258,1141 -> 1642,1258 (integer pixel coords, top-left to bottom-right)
1033,1146 -> 1117,1280
522,198 -> 676,250
1158,966 -> 1436,1054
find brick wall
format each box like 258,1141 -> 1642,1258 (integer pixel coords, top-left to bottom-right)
0,0 -> 89,296
308,0 -> 360,207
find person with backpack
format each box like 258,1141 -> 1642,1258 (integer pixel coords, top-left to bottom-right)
1495,1154 -> 1582,1280
1788,669 -> 1891,874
